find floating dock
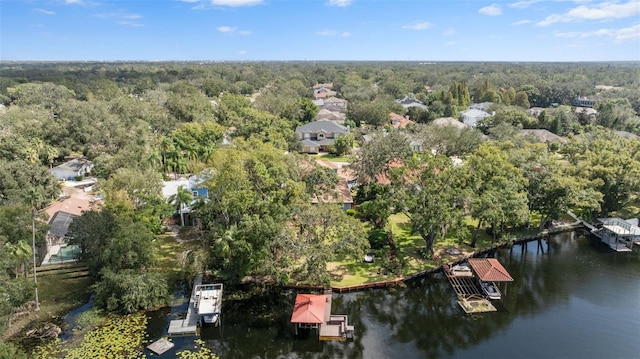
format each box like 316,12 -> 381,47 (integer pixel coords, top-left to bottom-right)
168,274 -> 203,336
147,338 -> 175,355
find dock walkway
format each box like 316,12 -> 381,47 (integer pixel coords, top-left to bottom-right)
318,291 -> 354,341
168,273 -> 203,336
443,266 -> 497,314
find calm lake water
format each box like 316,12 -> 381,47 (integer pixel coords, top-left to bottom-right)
146,232 -> 640,359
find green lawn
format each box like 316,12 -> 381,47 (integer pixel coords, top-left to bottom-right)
36,263 -> 92,314
316,153 -> 355,162
2,263 -> 93,339
154,234 -> 185,286
329,213 -> 536,287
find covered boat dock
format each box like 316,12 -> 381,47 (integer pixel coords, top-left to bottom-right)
591,218 -> 640,252
444,258 -> 514,314
290,292 -> 354,341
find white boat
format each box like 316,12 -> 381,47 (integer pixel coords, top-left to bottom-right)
479,280 -> 501,300
194,283 -> 223,326
451,263 -> 473,277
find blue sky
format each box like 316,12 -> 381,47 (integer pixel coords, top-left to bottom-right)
1,0 -> 639,61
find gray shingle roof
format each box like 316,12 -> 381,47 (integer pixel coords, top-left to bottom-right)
296,120 -> 348,134
519,129 -> 567,144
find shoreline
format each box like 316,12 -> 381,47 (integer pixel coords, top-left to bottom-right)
287,222 -> 585,294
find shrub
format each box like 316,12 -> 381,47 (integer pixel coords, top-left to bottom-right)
368,228 -> 390,250
93,270 -> 169,314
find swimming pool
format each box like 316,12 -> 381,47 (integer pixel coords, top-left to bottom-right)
47,244 -> 80,264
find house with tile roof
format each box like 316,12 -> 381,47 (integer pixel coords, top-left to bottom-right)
390,112 -> 414,129
315,108 -> 346,123
313,87 -> 337,100
311,178 -> 354,211
432,117 -> 468,129
573,106 -> 598,121
312,83 -> 334,90
296,120 -> 349,154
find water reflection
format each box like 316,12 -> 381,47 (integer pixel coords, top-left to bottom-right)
146,232 -> 640,358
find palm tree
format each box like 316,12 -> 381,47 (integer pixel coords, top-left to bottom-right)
144,150 -> 162,170
169,185 -> 193,227
28,188 -> 42,311
44,145 -> 58,169
159,136 -> 175,174
5,240 -> 32,278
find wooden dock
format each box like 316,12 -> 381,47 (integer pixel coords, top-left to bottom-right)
168,274 -> 203,336
445,272 -> 484,299
147,338 -> 175,355
443,267 -> 496,314
318,292 -> 354,341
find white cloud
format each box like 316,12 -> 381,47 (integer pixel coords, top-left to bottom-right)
211,0 -> 263,6
117,20 -> 143,27
60,0 -> 99,6
555,23 -> 640,41
479,3 -> 503,15
316,29 -> 337,36
95,12 -> 143,26
511,19 -> 533,25
315,29 -> 351,37
217,26 -> 236,33
33,8 -> 56,15
443,27 -> 455,36
402,21 -> 433,30
616,23 -> 640,40
217,26 -> 252,35
538,0 -> 640,26
239,50 -> 247,55
509,0 -> 542,8
445,41 -> 456,46
96,12 -> 142,20
327,0 -> 352,7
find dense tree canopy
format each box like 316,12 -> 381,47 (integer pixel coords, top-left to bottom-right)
0,61 -> 639,317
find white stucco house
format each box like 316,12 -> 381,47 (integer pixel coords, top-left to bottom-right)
50,158 -> 94,181
460,109 -> 491,128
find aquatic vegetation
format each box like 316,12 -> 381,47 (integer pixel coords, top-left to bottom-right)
33,314 -> 147,359
177,339 -> 220,359
65,313 -> 147,359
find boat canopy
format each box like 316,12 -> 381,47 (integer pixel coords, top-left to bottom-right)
468,258 -> 514,282
290,294 -> 326,324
